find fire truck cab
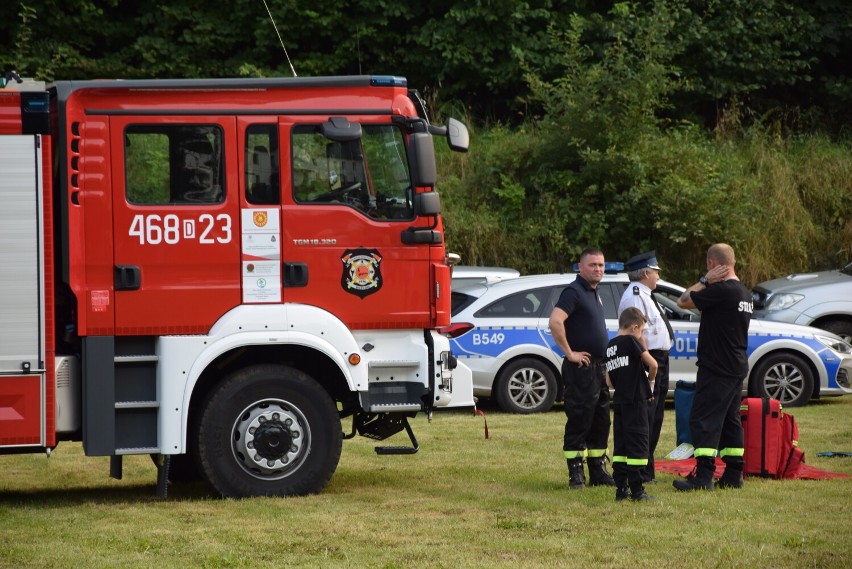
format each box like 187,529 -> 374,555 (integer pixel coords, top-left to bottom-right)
0,73 -> 473,497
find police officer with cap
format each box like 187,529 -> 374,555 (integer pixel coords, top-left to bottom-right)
617,250 -> 674,484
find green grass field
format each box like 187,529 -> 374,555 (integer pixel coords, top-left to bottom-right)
2,395 -> 850,568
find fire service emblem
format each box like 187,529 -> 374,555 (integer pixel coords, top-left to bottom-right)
341,248 -> 382,298
253,210 -> 269,228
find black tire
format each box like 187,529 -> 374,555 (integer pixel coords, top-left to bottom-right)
195,364 -> 342,497
749,353 -> 814,407
493,358 -> 557,414
819,319 -> 852,345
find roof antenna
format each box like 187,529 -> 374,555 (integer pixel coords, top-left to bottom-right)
262,0 -> 297,77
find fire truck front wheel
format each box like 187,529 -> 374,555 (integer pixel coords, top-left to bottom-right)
195,364 -> 342,498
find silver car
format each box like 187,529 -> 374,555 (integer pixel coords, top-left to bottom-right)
448,272 -> 852,413
752,262 -> 852,344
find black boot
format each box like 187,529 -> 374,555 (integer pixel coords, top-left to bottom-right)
587,456 -> 616,487
673,456 -> 715,491
717,458 -> 744,489
567,458 -> 586,489
628,468 -> 652,501
613,462 -> 629,501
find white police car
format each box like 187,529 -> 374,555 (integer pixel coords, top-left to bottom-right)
446,270 -> 852,413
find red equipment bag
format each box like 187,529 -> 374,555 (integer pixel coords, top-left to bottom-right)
778,412 -> 805,479
740,397 -> 806,478
740,397 -> 783,477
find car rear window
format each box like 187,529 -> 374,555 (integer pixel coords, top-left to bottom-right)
451,292 -> 478,316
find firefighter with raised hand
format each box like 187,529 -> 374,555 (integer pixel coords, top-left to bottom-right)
673,243 -> 752,491
618,250 -> 674,484
549,247 -> 615,489
605,307 -> 658,501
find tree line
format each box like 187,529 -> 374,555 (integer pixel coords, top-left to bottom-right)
3,1 -> 850,282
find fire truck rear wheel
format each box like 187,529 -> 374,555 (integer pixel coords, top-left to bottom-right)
195,364 -> 342,497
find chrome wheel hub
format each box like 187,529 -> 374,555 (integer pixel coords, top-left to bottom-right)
232,401 -> 308,478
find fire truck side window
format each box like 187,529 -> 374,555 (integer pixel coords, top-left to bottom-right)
292,124 -> 414,220
125,125 -> 225,204
245,124 -> 280,205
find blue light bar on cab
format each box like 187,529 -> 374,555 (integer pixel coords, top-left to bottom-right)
370,76 -> 407,87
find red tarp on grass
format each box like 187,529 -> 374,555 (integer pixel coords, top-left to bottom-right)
656,458 -> 850,480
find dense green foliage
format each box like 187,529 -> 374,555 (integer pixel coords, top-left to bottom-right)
3,1 -> 850,126
2,1 -> 850,281
438,3 -> 852,284
439,4 -> 852,283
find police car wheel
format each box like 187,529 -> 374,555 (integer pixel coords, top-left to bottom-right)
750,353 -> 814,408
194,364 -> 342,497
493,358 -> 557,414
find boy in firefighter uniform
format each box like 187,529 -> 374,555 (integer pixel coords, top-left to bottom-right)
618,250 -> 674,483
605,307 -> 658,501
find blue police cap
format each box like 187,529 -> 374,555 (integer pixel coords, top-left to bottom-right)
626,250 -> 661,272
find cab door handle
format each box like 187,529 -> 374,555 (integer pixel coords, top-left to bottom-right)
114,265 -> 141,291
283,262 -> 308,287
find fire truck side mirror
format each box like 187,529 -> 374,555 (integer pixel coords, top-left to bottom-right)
409,132 -> 437,188
320,117 -> 362,142
427,118 -> 470,153
445,118 -> 469,153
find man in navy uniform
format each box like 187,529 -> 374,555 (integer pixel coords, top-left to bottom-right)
549,247 -> 615,489
617,250 -> 674,484
550,247 -> 615,489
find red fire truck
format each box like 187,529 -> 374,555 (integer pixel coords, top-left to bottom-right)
0,71 -> 473,497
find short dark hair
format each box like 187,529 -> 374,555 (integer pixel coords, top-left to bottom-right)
619,306 -> 646,330
578,247 -> 604,262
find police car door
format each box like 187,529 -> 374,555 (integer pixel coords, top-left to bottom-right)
653,284 -> 701,384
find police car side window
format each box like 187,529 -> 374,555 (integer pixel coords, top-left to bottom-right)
543,287 -> 565,315
656,285 -> 701,320
475,288 -> 549,318
597,284 -> 620,319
